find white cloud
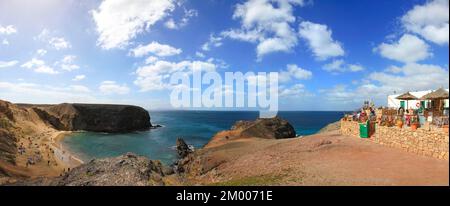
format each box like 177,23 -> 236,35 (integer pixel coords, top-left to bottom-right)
368,63 -> 449,92
164,8 -> 198,30
49,37 -> 71,50
375,34 -> 431,63
206,57 -> 229,69
0,81 -> 97,104
165,19 -> 177,29
223,0 -> 305,59
298,21 -> 345,60
279,84 -> 312,97
201,34 -> 223,51
92,0 -> 176,49
99,81 -> 130,95
56,55 -> 80,71
195,52 -> 205,58
0,60 -> 19,68
36,49 -> 47,56
72,75 -> 86,81
21,58 -> 58,74
2,39 -> 9,45
348,64 -> 364,72
130,41 -> 182,57
279,64 -> 312,82
36,29 -> 71,50
70,85 -> 91,93
0,25 -> 17,35
323,59 -> 365,73
134,60 -> 217,91
402,0 -> 449,45
145,56 -> 159,64
221,29 -> 261,43
321,63 -> 449,108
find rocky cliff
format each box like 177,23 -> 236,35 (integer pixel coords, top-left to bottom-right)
33,103 -> 152,133
0,99 -> 152,182
231,117 -> 296,139
174,117 -> 297,179
12,153 -> 178,186
0,101 -> 19,165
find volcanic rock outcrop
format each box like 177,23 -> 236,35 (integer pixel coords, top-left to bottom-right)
231,117 -> 296,139
14,153 -> 174,186
34,103 -> 152,133
0,100 -> 19,165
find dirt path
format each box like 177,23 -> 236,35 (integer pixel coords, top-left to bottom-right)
190,131 -> 449,186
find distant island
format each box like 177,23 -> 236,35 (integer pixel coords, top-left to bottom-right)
0,99 -> 448,186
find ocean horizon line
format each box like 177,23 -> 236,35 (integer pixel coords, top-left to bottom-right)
147,109 -> 352,112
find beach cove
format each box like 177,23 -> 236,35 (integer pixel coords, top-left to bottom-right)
59,111 -> 344,164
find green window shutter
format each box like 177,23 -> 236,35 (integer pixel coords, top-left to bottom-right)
400,101 -> 405,108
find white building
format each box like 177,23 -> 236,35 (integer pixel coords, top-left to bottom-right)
387,89 -> 449,109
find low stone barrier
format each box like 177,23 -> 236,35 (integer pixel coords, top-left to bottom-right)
340,119 -> 449,160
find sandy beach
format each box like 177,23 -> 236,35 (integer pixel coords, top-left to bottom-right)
51,131 -> 84,168
12,129 -> 83,178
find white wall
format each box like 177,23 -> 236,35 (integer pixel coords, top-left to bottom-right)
387,89 -> 449,109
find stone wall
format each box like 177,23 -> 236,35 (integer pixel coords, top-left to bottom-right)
340,119 -> 449,160
340,120 -> 360,137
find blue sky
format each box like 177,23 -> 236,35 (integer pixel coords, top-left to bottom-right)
0,0 -> 448,111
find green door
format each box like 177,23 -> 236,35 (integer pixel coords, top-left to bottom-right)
400,101 -> 405,109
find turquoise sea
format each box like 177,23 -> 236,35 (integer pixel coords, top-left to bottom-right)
62,111 -> 344,164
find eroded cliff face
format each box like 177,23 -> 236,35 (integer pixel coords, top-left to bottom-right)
231,117 -> 296,139
0,101 -> 19,165
174,117 -> 297,181
34,103 -> 152,133
0,99 -> 152,182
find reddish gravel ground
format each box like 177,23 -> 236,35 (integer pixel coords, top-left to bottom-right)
191,130 -> 449,186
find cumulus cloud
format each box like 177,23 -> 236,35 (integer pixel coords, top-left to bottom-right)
368,63 -> 449,91
164,19 -> 178,30
145,56 -> 159,64
49,37 -> 71,50
323,59 -> 365,73
0,60 -> 19,68
36,29 -> 71,50
195,52 -> 205,58
99,81 -> 130,95
201,34 -> 223,51
402,0 -> 449,45
165,8 -> 198,30
321,63 -> 449,108
72,75 -> 86,81
130,41 -> 182,57
0,81 -> 96,104
375,34 -> 431,63
56,55 -> 80,71
279,83 -> 313,98
279,64 -> 312,82
0,25 -> 17,35
298,21 -> 345,60
36,49 -> 47,56
21,58 -> 58,74
70,85 -> 91,93
2,39 -> 9,45
134,60 -> 217,91
92,0 -> 176,49
222,0 -> 305,60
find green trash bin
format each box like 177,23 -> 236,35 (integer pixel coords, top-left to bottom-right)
359,121 -> 369,138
